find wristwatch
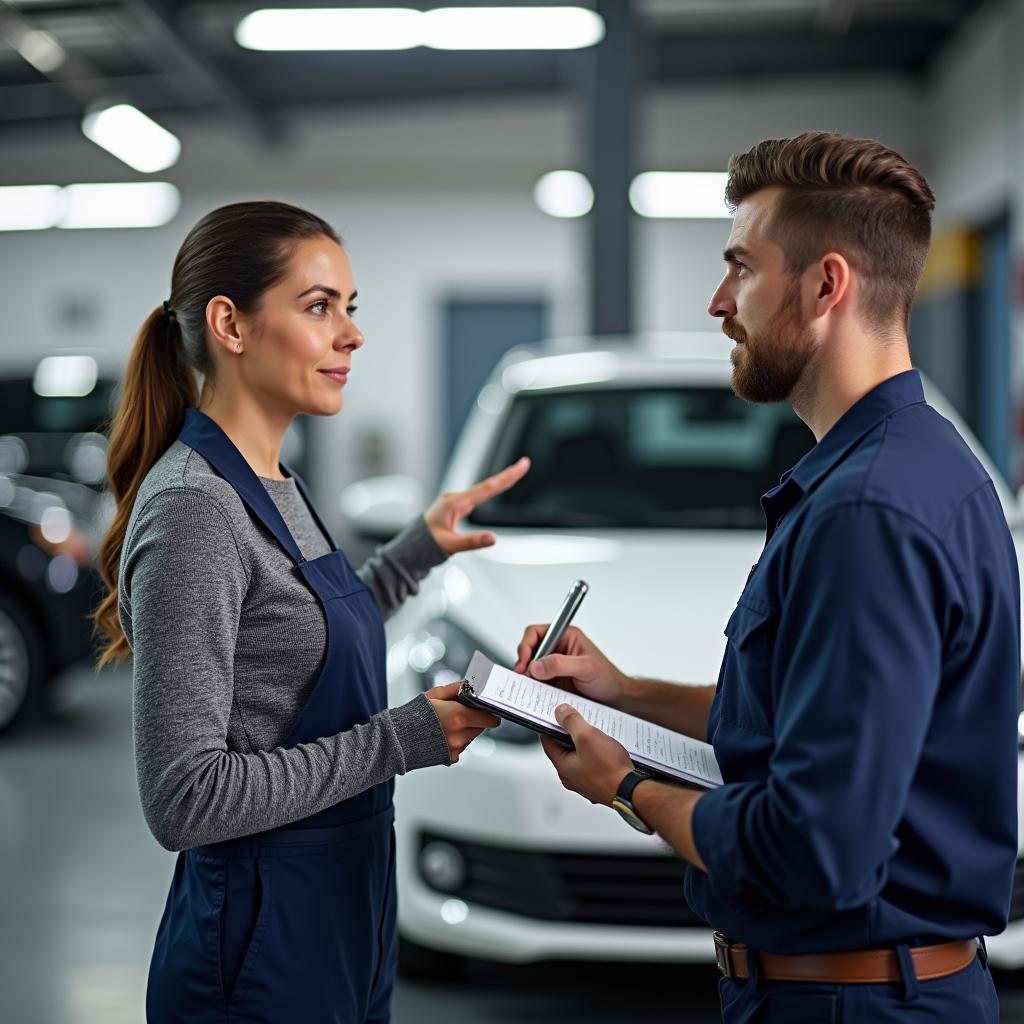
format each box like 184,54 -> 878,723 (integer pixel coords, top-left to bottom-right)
611,769 -> 654,835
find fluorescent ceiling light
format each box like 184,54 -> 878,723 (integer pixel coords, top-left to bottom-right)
235,6 -> 604,51
533,170 -> 593,218
60,182 -> 181,229
81,104 -> 181,173
13,27 -> 66,74
422,6 -> 604,50
0,185 -> 64,231
630,171 -> 731,219
33,355 -> 98,398
236,7 -> 422,50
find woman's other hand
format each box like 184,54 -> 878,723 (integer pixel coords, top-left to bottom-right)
425,681 -> 501,763
423,457 -> 530,556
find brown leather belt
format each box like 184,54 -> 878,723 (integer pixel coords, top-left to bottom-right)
713,932 -> 978,984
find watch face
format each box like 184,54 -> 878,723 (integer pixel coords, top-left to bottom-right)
612,798 -> 653,834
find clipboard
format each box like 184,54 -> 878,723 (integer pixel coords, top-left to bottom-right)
455,651 -> 720,788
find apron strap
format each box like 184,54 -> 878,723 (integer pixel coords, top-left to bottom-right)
179,408 -> 306,565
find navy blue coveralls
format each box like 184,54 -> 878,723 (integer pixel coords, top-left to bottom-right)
146,409 -> 398,1023
685,371 -> 1020,1022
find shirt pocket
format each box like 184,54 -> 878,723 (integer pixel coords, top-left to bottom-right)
719,599 -> 775,736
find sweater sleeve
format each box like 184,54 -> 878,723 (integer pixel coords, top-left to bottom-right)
356,515 -> 449,620
121,489 -> 451,852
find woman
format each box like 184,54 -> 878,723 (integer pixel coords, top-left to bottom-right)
93,200 -> 523,1023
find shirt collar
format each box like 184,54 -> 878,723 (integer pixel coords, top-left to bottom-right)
760,369 -> 926,536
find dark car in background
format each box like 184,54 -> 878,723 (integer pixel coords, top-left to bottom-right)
0,353 -> 118,732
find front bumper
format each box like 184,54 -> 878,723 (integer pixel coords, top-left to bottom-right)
395,730 -> 717,964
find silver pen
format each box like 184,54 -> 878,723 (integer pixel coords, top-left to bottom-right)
529,579 -> 589,666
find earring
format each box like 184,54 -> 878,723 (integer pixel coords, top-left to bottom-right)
235,344 -> 241,352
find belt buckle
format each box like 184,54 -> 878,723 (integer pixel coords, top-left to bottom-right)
713,931 -> 734,978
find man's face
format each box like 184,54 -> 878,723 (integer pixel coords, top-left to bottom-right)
707,188 -> 817,403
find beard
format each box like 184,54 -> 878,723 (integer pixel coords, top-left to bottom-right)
725,283 -> 815,404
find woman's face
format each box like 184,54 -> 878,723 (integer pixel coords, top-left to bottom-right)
238,235 -> 363,418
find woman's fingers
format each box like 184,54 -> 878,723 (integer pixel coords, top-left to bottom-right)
465,457 -> 530,508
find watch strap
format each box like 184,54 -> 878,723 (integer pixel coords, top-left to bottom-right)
615,768 -> 651,804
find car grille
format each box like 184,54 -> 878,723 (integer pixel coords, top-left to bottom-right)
418,832 -> 707,928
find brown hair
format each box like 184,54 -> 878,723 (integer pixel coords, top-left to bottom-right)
93,200 -> 340,666
724,131 -> 935,331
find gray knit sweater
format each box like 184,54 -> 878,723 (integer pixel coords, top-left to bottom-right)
119,440 -> 452,852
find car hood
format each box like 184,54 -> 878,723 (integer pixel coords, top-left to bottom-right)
436,528 -> 764,682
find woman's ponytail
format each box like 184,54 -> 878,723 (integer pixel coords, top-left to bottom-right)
91,199 -> 340,668
93,306 -> 197,665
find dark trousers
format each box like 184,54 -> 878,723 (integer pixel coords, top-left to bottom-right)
719,946 -> 997,1023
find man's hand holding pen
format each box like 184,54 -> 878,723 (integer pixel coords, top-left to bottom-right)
515,588 -> 636,807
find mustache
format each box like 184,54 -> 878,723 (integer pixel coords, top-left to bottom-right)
722,319 -> 746,343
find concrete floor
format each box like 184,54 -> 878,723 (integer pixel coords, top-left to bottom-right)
3,664 -> 1024,1024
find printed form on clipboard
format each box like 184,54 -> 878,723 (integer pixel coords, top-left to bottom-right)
459,652 -> 723,790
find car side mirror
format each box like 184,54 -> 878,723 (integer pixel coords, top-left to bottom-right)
340,474 -> 424,543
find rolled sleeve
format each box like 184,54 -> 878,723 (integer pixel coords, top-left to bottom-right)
692,502 -> 953,910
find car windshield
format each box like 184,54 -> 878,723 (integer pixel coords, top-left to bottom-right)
469,385 -> 815,529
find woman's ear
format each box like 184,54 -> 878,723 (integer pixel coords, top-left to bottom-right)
206,295 -> 245,356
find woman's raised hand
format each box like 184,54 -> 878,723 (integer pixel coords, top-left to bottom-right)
423,457 -> 530,556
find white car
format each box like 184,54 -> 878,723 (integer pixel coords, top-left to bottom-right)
347,333 -> 1024,975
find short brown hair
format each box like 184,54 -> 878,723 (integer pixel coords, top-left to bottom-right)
725,131 -> 935,332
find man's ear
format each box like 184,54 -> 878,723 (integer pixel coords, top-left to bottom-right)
206,295 -> 244,356
812,252 -> 851,317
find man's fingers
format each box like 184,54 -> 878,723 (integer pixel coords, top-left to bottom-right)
530,653 -> 590,681
515,624 -> 549,672
540,734 -> 572,764
554,703 -> 589,738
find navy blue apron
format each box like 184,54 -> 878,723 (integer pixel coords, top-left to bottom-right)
146,408 -> 398,1024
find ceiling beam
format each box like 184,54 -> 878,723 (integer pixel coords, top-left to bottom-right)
120,0 -> 283,144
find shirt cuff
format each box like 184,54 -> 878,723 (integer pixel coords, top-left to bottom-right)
383,516 -> 448,580
388,693 -> 452,771
690,781 -> 734,884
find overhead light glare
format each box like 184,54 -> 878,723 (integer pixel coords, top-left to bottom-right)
60,182 -> 181,230
81,104 -> 181,173
533,170 -> 593,219
630,171 -> 731,219
422,6 -> 604,50
33,355 -> 98,398
13,28 -> 66,73
0,185 -> 64,231
235,6 -> 604,51
236,7 -> 422,50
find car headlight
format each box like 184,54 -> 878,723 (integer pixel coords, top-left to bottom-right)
406,617 -> 538,746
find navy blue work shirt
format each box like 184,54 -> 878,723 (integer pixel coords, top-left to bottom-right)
685,370 -> 1021,954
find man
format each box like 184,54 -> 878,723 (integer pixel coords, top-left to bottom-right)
515,132 -> 1020,1022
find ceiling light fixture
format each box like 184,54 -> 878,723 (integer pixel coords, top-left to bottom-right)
629,171 -> 731,219
59,183 -> 181,230
235,5 -> 604,51
12,27 -> 66,74
533,170 -> 594,218
236,7 -> 422,50
81,103 -> 181,173
422,6 -> 604,50
0,185 -> 64,231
